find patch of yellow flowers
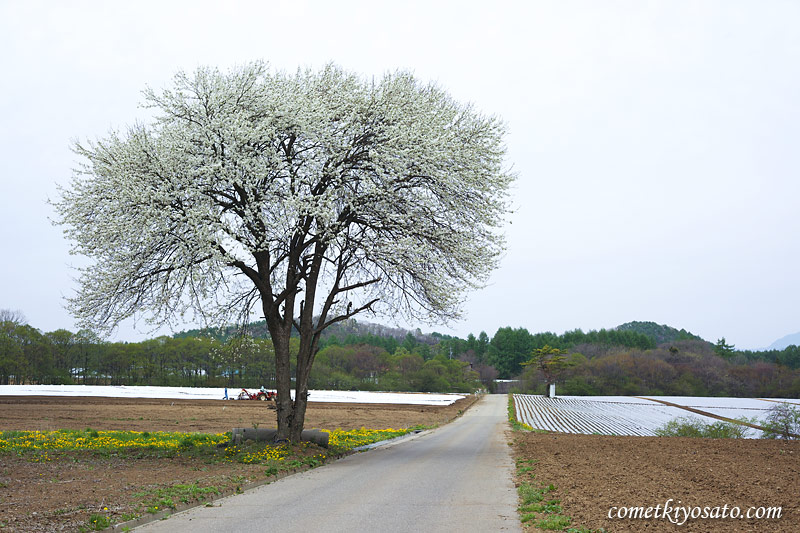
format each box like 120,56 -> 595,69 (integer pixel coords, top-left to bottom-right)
226,442 -> 293,463
0,430 -> 227,460
323,427 -> 410,448
0,427 -> 415,463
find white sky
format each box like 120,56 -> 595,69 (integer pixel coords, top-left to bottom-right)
1,0 -> 798,349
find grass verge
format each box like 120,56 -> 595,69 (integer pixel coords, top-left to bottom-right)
507,394 -> 535,431
507,395 -> 602,532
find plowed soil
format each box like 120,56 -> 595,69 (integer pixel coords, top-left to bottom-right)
0,395 -> 472,433
512,431 -> 800,532
0,394 -> 476,532
2,396 -> 797,532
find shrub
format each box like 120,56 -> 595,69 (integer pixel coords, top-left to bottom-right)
761,403 -> 800,439
655,417 -> 750,438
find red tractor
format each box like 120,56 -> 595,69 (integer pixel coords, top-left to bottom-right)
236,388 -> 277,402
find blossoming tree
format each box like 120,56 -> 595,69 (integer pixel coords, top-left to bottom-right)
54,62 -> 513,441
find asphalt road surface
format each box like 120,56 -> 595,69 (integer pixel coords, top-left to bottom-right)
136,394 -> 521,532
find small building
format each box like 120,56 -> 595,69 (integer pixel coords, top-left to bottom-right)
493,379 -> 520,394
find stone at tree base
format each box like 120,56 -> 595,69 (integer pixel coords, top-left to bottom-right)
231,427 -> 329,448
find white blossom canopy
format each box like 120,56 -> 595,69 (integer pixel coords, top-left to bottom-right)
54,62 -> 514,335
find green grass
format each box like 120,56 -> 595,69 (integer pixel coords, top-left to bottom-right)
86,513 -> 112,530
537,514 -> 572,530
133,483 -> 221,514
523,499 -> 562,514
517,465 -> 563,527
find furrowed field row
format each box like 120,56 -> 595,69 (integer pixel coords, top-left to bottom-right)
513,395 -> 681,436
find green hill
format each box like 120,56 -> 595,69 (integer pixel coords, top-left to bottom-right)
615,321 -> 703,345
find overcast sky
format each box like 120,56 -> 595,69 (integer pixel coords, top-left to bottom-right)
1,0 -> 798,349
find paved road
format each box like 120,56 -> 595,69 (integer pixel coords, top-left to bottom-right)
136,394 -> 521,532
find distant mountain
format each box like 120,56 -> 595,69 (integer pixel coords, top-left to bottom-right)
615,321 -> 703,345
768,331 -> 800,350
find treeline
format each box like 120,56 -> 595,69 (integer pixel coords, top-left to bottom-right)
518,339 -> 800,397
0,319 -> 481,393
3,312 -> 799,397
310,343 -> 479,393
0,323 -> 276,387
733,346 -> 800,369
477,326 -> 657,379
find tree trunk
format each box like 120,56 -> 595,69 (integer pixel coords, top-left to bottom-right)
269,319 -> 294,442
290,388 -> 309,442
289,339 -> 319,442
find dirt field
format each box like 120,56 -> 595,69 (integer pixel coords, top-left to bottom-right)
0,395 -> 472,433
1,395 -> 797,532
0,395 -> 476,532
512,432 -> 799,532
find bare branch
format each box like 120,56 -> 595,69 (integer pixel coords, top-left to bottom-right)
315,298 -> 380,334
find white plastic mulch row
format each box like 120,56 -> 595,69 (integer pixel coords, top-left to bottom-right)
514,395 -> 678,436
0,385 -> 464,406
513,395 -> 799,437
637,396 -> 795,429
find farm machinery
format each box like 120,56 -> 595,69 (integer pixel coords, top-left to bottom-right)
236,388 -> 277,404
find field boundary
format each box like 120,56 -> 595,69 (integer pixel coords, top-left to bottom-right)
758,398 -> 800,406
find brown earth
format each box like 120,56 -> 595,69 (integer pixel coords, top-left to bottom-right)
511,431 -> 800,532
0,395 -> 473,433
2,396 -> 797,532
0,394 -> 476,532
